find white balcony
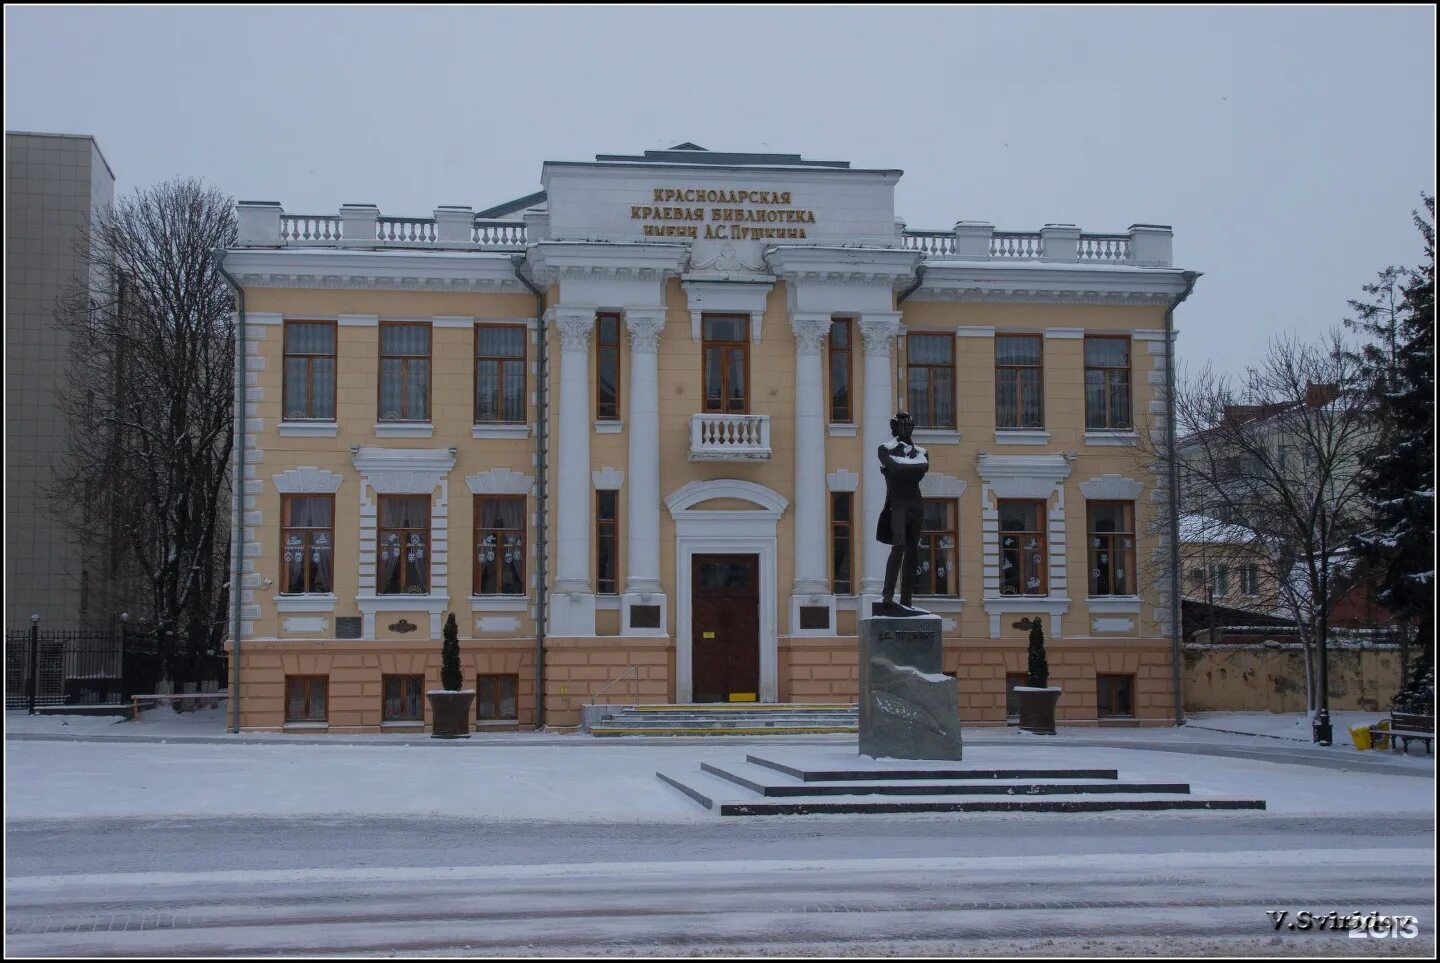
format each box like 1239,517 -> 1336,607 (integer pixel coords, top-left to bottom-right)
689,413 -> 771,462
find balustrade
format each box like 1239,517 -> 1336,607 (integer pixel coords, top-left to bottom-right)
689,413 -> 771,461
280,215 -> 342,243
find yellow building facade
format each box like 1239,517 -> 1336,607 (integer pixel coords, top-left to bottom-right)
223,145 -> 1197,732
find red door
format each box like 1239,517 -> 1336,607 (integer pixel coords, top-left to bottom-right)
691,554 -> 760,703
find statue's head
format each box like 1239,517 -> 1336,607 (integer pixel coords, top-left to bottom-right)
890,411 -> 915,439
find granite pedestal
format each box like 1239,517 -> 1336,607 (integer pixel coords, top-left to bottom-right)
858,614 -> 963,760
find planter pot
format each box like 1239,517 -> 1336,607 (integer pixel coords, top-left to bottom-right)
1014,686 -> 1062,735
427,689 -> 476,739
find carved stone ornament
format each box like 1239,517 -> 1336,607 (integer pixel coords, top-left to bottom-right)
388,618 -> 419,634
691,242 -> 764,274
625,312 -> 666,353
859,317 -> 902,355
789,316 -> 831,354
553,312 -> 594,350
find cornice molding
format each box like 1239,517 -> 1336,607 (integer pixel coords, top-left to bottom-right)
765,245 -> 920,289
223,249 -> 526,293
912,262 -> 1192,306
527,241 -> 690,285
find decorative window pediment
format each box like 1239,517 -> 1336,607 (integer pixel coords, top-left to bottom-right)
467,468 -> 535,496
272,467 -> 344,494
1079,474 -> 1145,501
920,473 -> 967,499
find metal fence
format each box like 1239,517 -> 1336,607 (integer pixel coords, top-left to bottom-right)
5,626 -> 169,710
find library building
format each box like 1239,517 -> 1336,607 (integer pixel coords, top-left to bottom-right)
222,143 -> 1197,733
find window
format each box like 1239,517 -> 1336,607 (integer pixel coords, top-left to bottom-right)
1087,502 -> 1136,597
475,324 -> 526,424
907,333 -> 955,429
477,674 -> 519,721
378,495 -> 430,595
596,490 -> 619,594
281,495 -> 334,595
1097,674 -> 1135,718
995,335 -> 1044,429
1084,337 -> 1131,429
702,315 -> 749,413
283,321 -> 336,421
828,319 -> 853,423
1240,564 -> 1260,597
596,314 -> 621,421
1208,564 -> 1230,599
379,322 -> 430,421
831,492 -> 853,595
916,499 -> 958,596
474,495 -> 525,595
999,500 -> 1047,596
285,676 -> 327,723
382,675 -> 424,722
1005,673 -> 1027,720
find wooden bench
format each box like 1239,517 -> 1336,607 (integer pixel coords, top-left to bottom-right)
131,692 -> 228,721
1369,712 -> 1434,755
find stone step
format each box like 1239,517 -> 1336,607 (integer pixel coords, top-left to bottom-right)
745,754 -> 1119,782
700,762 -> 1188,798
629,704 -> 855,712
594,725 -> 858,737
655,769 -> 1266,817
599,713 -> 857,724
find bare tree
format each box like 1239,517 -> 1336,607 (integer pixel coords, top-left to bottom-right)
52,179 -> 236,686
1137,331 -> 1376,742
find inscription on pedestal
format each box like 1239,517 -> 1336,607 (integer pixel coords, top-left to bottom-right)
859,615 -> 963,761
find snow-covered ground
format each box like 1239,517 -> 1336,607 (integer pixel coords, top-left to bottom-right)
1185,710 -> 1390,741
4,708 -> 1432,823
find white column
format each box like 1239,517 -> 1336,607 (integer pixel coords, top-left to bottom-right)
549,307 -> 596,636
859,312 -> 902,600
791,312 -> 831,573
622,307 -> 668,636
789,312 -> 835,634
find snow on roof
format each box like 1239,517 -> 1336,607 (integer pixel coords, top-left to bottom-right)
1178,513 -> 1258,544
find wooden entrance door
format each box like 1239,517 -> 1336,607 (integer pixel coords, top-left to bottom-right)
691,554 -> 760,703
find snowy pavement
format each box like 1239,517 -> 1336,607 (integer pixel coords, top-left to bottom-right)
6,839 -> 1433,956
5,709 -> 1433,955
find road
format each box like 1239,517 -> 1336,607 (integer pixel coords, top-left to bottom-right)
6,814 -> 1433,956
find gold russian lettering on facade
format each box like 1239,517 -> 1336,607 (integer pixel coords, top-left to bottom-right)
632,187 -> 816,233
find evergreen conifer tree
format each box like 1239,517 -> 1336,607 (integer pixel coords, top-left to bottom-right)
1346,197 -> 1435,649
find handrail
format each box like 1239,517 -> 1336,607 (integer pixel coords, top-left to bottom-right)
593,664 -> 641,705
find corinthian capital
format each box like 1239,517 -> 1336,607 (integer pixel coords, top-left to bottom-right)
552,307 -> 595,351
859,313 -> 903,356
789,313 -> 831,355
624,308 -> 667,354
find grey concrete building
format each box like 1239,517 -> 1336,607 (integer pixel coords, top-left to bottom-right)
5,131 -> 116,631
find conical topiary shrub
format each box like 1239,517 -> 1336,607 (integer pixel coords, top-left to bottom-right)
428,612 -> 474,738
1013,617 -> 1060,734
441,612 -> 462,691
1025,617 -> 1050,688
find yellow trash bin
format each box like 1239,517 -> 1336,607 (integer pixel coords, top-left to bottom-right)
1349,725 -> 1372,751
1373,719 -> 1391,751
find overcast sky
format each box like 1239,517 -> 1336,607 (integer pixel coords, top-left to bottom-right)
6,5 -> 1434,373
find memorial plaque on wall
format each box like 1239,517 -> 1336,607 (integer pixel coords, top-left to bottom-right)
630,605 -> 661,629
335,617 -> 362,639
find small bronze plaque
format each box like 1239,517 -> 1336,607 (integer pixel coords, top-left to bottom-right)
630,605 -> 661,629
335,617 -> 362,639
388,618 -> 418,634
799,606 -> 831,631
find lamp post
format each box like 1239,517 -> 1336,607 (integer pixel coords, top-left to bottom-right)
26,614 -> 40,714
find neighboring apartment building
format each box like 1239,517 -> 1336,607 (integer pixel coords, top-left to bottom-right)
4,131 -> 118,631
222,144 -> 1197,732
